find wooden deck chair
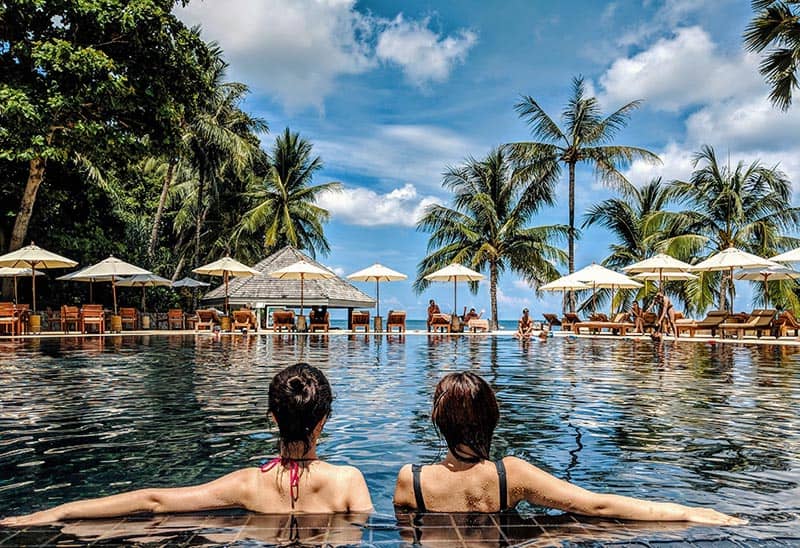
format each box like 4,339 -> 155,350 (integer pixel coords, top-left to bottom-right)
61,305 -> 80,334
467,318 -> 490,332
542,313 -> 562,330
0,302 -> 17,336
195,309 -> 218,331
351,310 -> 370,332
272,310 -> 295,332
774,310 -> 800,337
561,312 -> 582,331
429,313 -> 451,333
675,310 -> 728,337
719,309 -> 776,339
232,309 -> 257,331
386,310 -> 406,332
167,309 -> 184,330
80,304 -> 105,334
308,308 -> 330,333
119,307 -> 138,330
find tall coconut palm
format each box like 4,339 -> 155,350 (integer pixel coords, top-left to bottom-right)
744,0 -> 800,110
508,76 -> 660,311
414,148 -> 568,328
582,178 -> 674,312
661,145 -> 800,311
237,128 -> 341,258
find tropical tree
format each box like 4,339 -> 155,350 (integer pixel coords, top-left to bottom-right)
508,76 -> 660,310
660,145 -> 800,312
414,148 -> 569,328
744,0 -> 800,110
582,178 -> 674,312
237,129 -> 341,258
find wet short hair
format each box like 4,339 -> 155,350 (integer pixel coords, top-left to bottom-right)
268,363 -> 332,453
432,372 -> 499,462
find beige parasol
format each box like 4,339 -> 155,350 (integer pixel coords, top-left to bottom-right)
424,263 -> 484,317
691,247 -> 776,311
769,247 -> 800,264
0,267 -> 44,304
0,242 -> 77,311
347,263 -> 407,317
116,273 -> 172,312
78,256 -> 151,314
57,266 -> 115,303
193,256 -> 260,314
572,263 -> 642,314
735,265 -> 800,306
269,260 -> 334,316
623,253 -> 693,286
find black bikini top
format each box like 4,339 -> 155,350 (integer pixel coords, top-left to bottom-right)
411,460 -> 508,513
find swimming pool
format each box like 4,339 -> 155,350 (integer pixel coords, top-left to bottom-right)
0,334 -> 798,546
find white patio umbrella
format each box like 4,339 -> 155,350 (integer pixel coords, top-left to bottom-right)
0,242 -> 77,311
735,265 -> 800,307
691,247 -> 776,311
539,275 -> 591,315
57,266 -> 115,303
424,263 -> 484,317
623,253 -> 693,286
193,256 -> 260,314
572,263 -> 642,314
269,260 -> 334,316
78,256 -> 151,314
0,267 -> 44,303
172,276 -> 211,310
769,247 -> 800,263
632,271 -> 698,281
116,273 -> 172,311
347,263 -> 407,317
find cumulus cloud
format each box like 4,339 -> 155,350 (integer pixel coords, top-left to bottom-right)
314,123 -> 484,190
496,287 -> 531,307
176,1 -> 476,109
317,183 -> 439,226
376,15 -> 477,85
600,27 -> 762,112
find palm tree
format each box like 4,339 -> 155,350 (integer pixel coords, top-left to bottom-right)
237,128 -> 341,258
744,0 -> 800,110
661,145 -> 800,312
582,178 -> 673,312
414,148 -> 568,328
508,76 -> 660,310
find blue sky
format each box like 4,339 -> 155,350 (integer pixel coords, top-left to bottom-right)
177,0 -> 800,320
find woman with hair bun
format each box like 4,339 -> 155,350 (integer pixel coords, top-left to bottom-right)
394,371 -> 744,525
2,363 -> 372,526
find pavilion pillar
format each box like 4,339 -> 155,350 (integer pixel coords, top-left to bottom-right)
347,307 -> 353,330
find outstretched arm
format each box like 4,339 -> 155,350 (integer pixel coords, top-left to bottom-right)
507,457 -> 744,525
1,469 -> 253,527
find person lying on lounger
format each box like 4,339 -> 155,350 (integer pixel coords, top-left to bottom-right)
1,364 -> 373,526
393,371 -> 745,525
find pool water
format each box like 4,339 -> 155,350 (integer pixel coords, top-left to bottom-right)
0,334 -> 798,546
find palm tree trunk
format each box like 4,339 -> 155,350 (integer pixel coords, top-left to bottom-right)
568,161 -> 576,312
9,157 -> 47,252
490,260 -> 498,330
719,273 -> 728,312
148,158 -> 176,258
194,170 -> 206,267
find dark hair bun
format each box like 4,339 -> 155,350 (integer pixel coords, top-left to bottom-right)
288,376 -> 306,394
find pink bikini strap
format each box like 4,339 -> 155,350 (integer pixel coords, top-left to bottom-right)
260,457 -> 301,507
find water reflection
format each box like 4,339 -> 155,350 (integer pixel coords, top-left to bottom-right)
0,335 -> 798,543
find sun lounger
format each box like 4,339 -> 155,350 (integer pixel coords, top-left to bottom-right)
61,305 -> 80,333
272,310 -> 295,332
542,313 -> 562,330
573,312 -> 634,336
429,313 -> 451,333
195,309 -> 219,331
351,310 -> 370,332
719,309 -> 776,339
308,308 -> 330,333
386,310 -> 406,332
119,307 -> 138,330
561,312 -> 582,331
80,304 -> 105,334
467,318 -> 490,332
675,310 -> 728,337
232,309 -> 257,331
167,309 -> 184,330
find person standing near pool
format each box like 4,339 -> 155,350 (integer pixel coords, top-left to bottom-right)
426,299 -> 441,331
394,371 -> 744,525
1,363 -> 372,526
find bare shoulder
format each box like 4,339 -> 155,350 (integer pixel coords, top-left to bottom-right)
396,463 -> 413,484
501,455 -> 535,472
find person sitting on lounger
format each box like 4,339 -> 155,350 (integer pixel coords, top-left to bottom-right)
1,364 -> 373,526
462,307 -> 482,322
515,308 -> 534,339
393,371 -> 745,525
427,300 -> 441,332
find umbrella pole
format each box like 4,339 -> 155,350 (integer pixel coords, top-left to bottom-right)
376,279 -> 380,318
453,278 -> 457,317
13,276 -> 17,303
31,262 -> 37,312
300,274 -> 304,316
141,286 -> 146,312
89,280 -> 94,303
112,275 -> 118,315
224,270 -> 229,315
763,273 -> 769,308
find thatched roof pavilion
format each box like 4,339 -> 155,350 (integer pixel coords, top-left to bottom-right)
201,246 -> 375,317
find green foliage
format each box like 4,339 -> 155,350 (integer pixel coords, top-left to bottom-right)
415,148 -> 568,326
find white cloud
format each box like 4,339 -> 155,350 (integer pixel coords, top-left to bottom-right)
314,123 -> 484,190
496,287 -> 531,308
376,15 -> 477,85
317,183 -> 439,226
600,27 -> 762,112
176,1 -> 476,109
624,142 -> 696,184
